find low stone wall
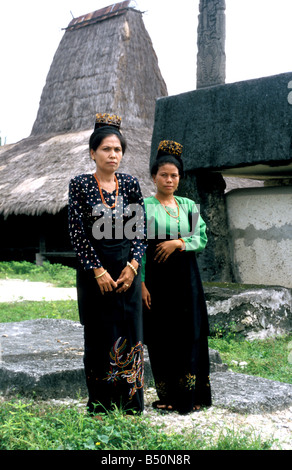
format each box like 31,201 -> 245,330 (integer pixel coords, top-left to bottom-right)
204,284 -> 292,340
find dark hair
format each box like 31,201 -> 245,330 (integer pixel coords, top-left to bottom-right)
89,126 -> 127,154
150,154 -> 184,177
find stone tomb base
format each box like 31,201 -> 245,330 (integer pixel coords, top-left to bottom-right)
1,319 -> 292,413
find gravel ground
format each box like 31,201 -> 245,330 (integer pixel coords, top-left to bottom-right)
2,391 -> 291,450
46,389 -> 292,450
1,279 -> 291,450
143,388 -> 292,450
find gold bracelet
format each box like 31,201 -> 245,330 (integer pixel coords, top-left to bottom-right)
127,261 -> 138,276
95,269 -> 107,279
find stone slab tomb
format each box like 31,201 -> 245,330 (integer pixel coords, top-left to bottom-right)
150,72 -> 292,286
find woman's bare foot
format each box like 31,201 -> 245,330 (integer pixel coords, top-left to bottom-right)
157,404 -> 173,410
152,401 -> 173,411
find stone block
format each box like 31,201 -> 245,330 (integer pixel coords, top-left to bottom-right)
1,316 -> 291,413
211,371 -> 292,413
0,319 -> 226,399
204,284 -> 292,340
151,72 -> 292,174
0,319 -> 86,399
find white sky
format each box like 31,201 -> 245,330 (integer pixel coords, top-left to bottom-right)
1,0 -> 292,144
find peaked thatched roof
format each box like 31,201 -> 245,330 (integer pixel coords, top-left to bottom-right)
65,1 -> 136,31
31,2 -> 167,135
0,2 -> 167,217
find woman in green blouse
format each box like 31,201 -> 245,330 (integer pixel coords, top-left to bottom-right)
141,140 -> 212,414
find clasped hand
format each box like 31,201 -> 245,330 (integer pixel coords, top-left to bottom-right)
94,264 -> 136,295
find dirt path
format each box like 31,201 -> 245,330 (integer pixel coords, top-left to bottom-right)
0,279 -> 77,302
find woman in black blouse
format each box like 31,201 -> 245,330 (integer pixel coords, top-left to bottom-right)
68,113 -> 147,414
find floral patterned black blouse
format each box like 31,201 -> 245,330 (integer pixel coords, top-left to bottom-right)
68,173 -> 147,270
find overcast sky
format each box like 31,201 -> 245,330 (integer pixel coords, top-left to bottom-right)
1,0 -> 292,144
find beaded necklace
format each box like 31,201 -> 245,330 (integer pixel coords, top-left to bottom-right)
94,172 -> 119,209
155,196 -> 180,223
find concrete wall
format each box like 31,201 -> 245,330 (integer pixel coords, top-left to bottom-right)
226,186 -> 292,288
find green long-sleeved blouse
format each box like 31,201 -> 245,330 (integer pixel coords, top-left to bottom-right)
141,196 -> 207,281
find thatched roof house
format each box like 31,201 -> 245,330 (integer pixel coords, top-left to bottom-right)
0,1 -> 167,262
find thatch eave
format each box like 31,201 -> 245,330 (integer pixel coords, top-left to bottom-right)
0,127 -> 155,218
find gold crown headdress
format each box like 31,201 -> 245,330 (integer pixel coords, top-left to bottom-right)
157,140 -> 183,158
94,113 -> 122,130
